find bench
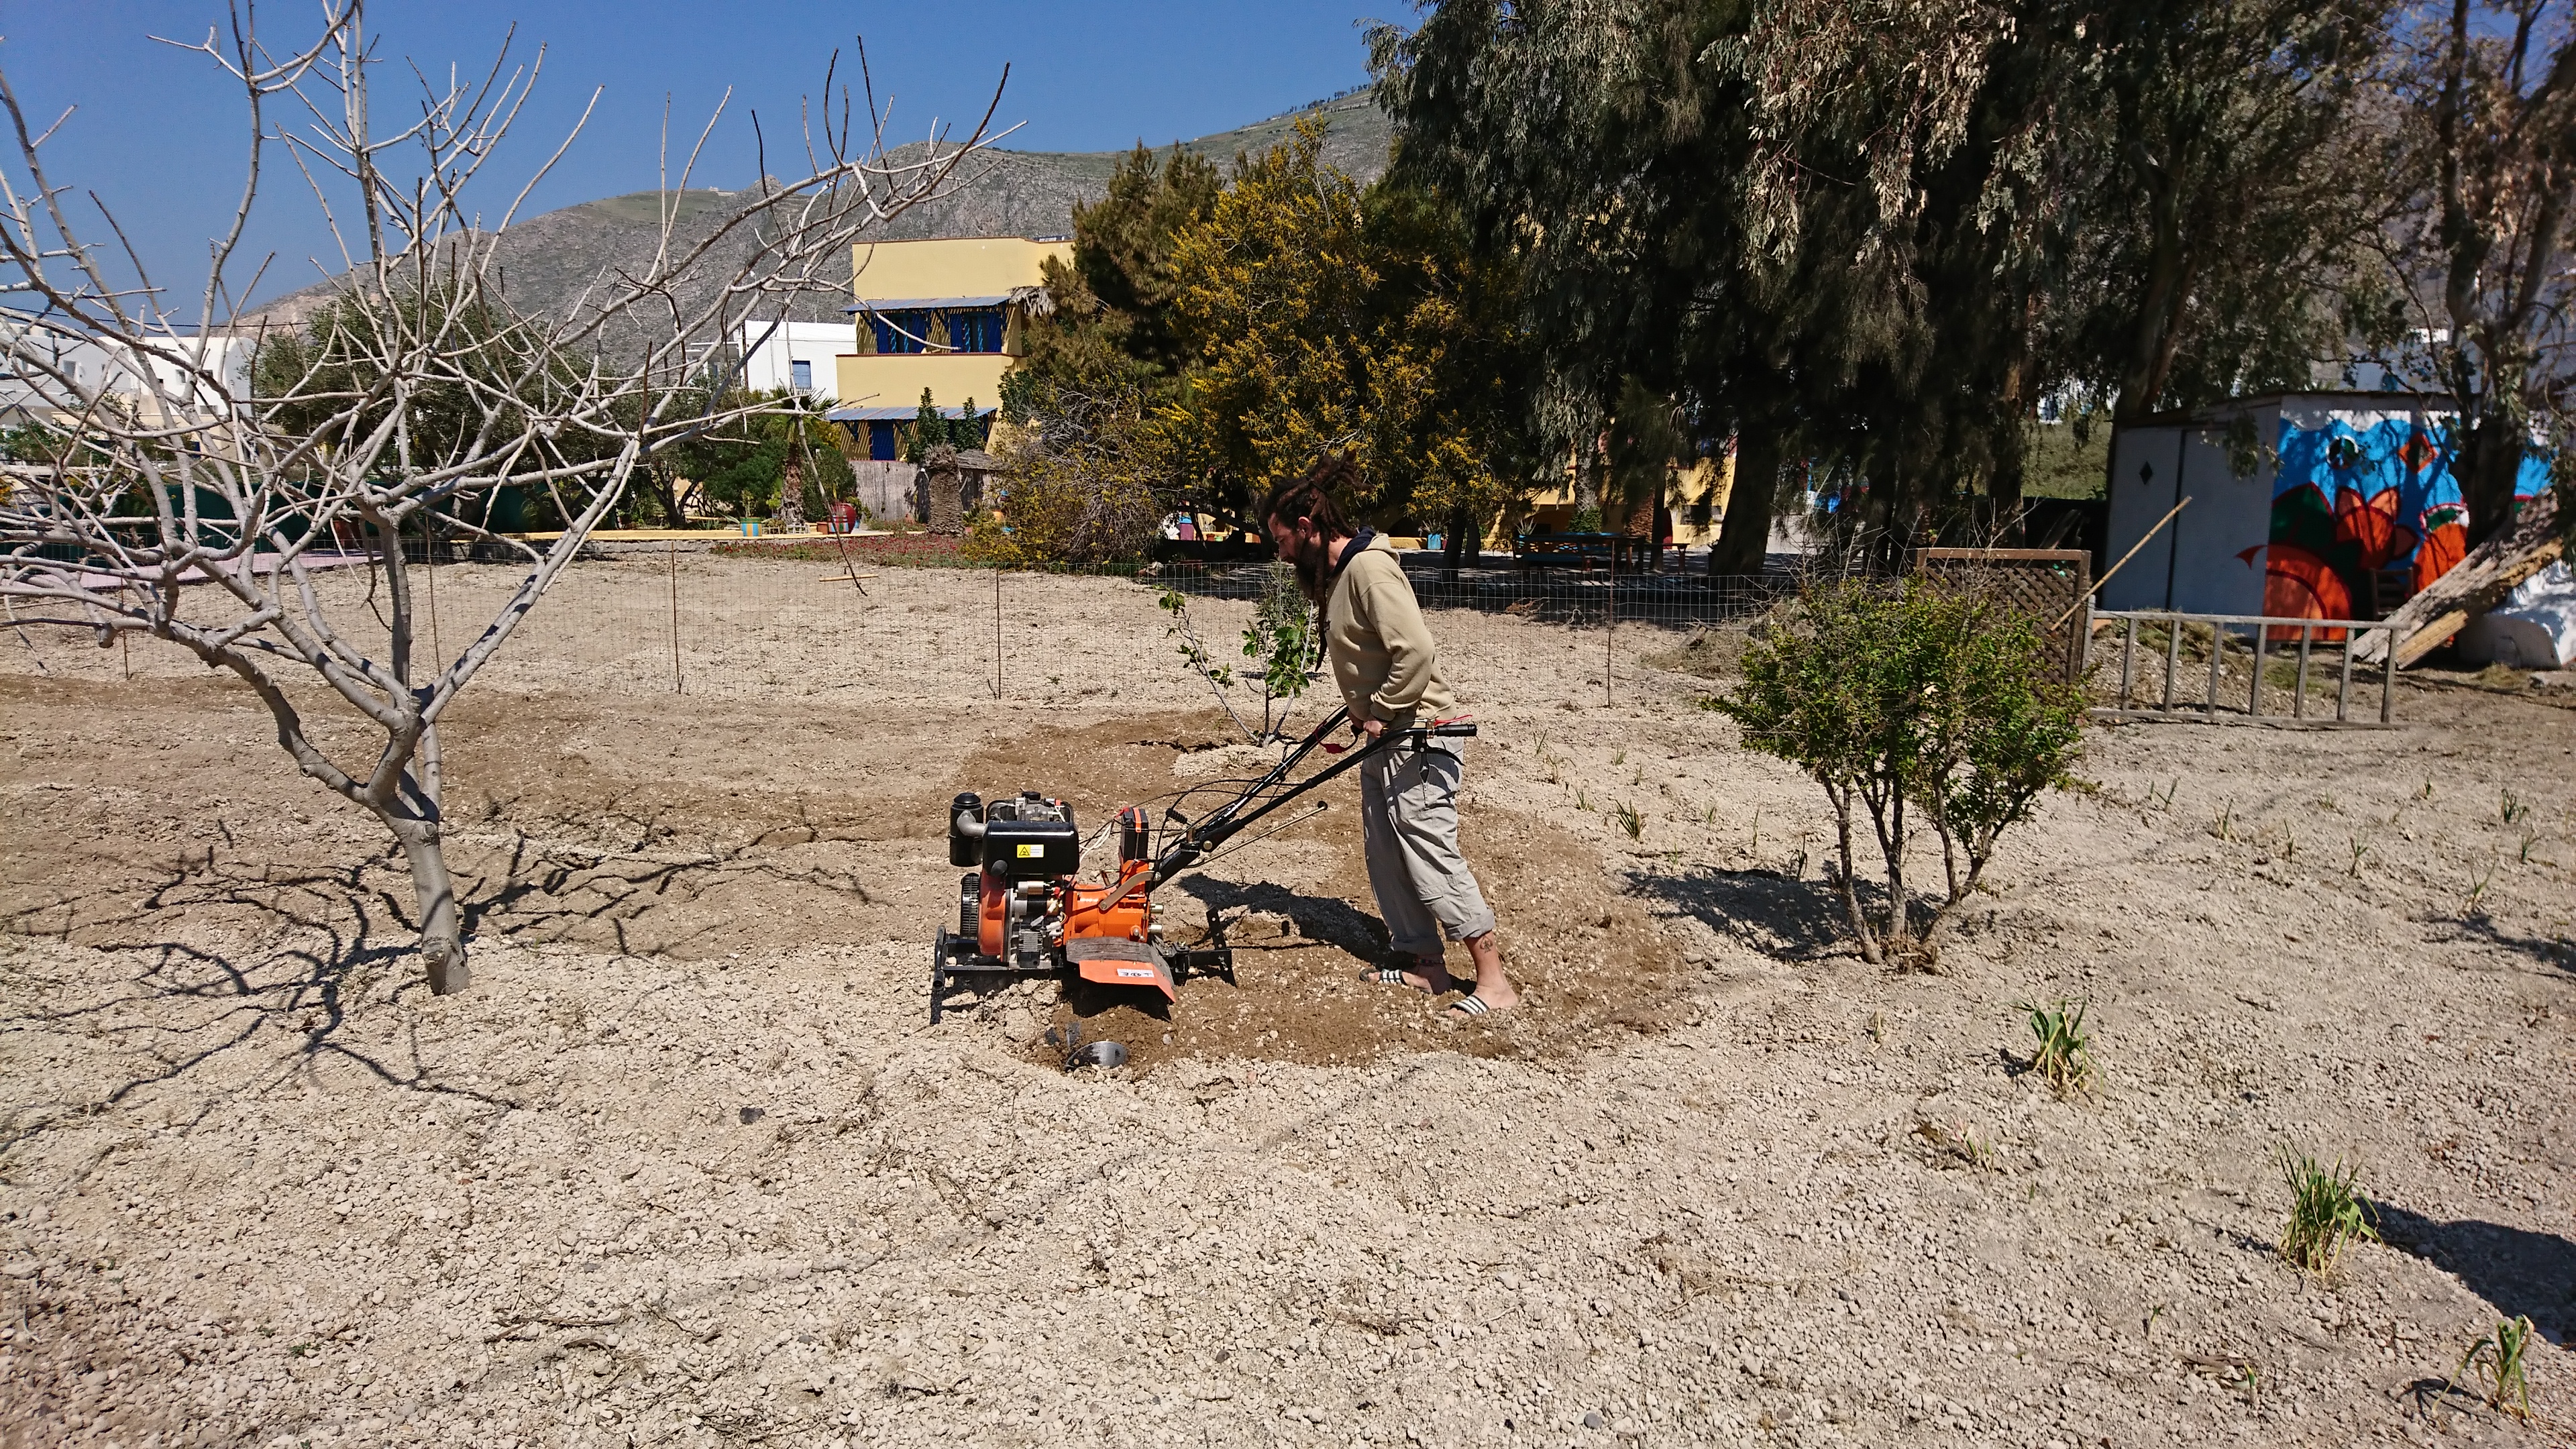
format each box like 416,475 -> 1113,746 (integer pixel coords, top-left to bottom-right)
1513,531 -> 1662,572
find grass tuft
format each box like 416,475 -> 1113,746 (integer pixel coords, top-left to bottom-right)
2275,1144 -> 2379,1275
2020,998 -> 2097,1099
1913,1117 -> 1996,1171
1613,800 -> 1644,840
2455,1315 -> 2536,1421
2465,857 -> 2497,915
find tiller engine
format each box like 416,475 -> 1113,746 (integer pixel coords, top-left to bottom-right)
931,707 -> 1474,1021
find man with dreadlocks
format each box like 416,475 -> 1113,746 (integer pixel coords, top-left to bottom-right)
1260,454 -> 1517,1018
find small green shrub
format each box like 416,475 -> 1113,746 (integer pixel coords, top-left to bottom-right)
1712,577 -> 2084,965
2275,1144 -> 2380,1275
2021,998 -> 2096,1098
2456,1315 -> 2536,1421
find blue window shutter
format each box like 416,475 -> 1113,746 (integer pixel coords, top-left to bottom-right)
871,311 -> 926,354
790,359 -> 812,390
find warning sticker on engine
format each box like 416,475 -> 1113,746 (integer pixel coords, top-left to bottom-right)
1016,844 -> 1040,857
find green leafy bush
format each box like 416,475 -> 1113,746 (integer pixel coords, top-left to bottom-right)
1711,576 -> 2084,965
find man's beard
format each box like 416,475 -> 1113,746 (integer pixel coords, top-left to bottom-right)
1289,534 -> 1334,604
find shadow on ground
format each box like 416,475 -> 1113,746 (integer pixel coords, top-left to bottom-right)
1175,877 -> 1387,962
1619,861 -> 1848,957
2377,1203 -> 2576,1346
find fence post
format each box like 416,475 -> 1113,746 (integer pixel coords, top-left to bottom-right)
2118,616 -> 2135,708
2162,616 -> 2182,710
1604,541 -> 1615,708
667,537 -> 682,694
2248,623 -> 2266,718
2205,621 -> 2223,720
2337,629 -> 2353,722
2379,629 -> 2396,724
2293,625 -> 2312,720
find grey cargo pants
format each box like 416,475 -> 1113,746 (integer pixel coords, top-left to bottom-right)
1358,739 -> 1497,957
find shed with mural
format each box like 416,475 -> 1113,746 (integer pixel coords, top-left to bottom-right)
2103,392 -> 2553,630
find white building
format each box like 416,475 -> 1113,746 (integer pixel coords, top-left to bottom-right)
731,319 -> 848,400
0,310 -> 254,428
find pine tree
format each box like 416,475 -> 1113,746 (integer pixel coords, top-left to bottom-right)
905,387 -> 945,462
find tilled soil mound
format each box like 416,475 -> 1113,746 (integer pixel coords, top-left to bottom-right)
943,713 -> 1688,1074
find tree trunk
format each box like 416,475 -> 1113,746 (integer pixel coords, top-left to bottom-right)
1441,506 -> 1470,582
924,445 -> 964,535
2454,413 -> 2528,552
391,816 -> 468,995
1572,434 -> 1603,523
1710,434 -> 1780,578
775,444 -> 806,531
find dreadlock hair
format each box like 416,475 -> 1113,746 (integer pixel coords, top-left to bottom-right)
1260,453 -> 1361,539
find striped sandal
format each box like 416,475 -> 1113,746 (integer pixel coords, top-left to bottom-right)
1360,961 -> 1445,994
1446,993 -> 1501,1018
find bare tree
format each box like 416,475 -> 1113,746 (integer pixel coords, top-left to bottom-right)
0,2 -> 1002,993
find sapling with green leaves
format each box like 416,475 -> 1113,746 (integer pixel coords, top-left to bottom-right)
1712,578 -> 2085,965
1157,561 -> 1320,743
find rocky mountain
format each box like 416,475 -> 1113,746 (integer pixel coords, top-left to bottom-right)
244,92 -> 1392,337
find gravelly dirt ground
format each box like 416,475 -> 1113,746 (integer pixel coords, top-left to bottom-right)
1,563 -> 2571,1448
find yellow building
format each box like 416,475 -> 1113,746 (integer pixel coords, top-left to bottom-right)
827,237 -> 1072,458
1515,449 -> 1735,547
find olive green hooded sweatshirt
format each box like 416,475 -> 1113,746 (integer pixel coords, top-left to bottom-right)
1320,533 -> 1460,727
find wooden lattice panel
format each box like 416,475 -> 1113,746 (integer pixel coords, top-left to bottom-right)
1911,547 -> 2094,683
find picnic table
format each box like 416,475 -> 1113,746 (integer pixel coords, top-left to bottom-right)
1512,531 -> 1663,572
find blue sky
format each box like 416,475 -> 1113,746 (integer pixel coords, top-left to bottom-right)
1,1 -> 1393,313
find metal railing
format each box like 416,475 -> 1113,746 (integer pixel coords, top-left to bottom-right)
2093,610 -> 2400,726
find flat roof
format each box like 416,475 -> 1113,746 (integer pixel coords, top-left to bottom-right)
843,295 -> 1014,313
2121,390 -> 2452,427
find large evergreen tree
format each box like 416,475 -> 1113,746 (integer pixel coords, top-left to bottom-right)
1371,0 -> 2400,562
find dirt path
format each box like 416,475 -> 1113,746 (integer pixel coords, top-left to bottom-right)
2,567 -> 2571,1447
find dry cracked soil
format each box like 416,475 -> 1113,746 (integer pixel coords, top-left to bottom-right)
1,561 -> 2572,1449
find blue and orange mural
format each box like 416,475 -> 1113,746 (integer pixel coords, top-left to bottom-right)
2259,413 -> 2550,637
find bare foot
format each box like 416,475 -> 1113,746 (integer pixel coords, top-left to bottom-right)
1450,932 -> 1518,1014
1360,955 -> 1451,995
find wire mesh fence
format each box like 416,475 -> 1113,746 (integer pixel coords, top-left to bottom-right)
1156,557 -> 1794,625
3,543 -> 1772,708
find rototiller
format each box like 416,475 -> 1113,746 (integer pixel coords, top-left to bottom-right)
931,706 -> 1475,1021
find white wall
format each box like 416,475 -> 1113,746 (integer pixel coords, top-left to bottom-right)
1,315 -> 253,423
734,319 -> 851,400
2102,402 -> 2276,614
